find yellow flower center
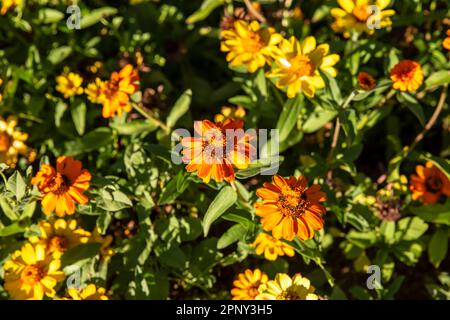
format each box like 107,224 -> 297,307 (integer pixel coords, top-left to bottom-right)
49,235 -> 69,252
352,4 -> 370,22
290,55 -> 315,78
0,132 -> 11,152
278,186 -> 308,218
21,265 -> 44,286
242,32 -> 264,53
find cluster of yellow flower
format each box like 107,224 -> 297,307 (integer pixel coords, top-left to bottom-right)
56,64 -> 140,118
3,241 -> 108,300
2,157 -> 113,299
0,116 -> 33,168
231,269 -> 318,300
221,20 -> 340,98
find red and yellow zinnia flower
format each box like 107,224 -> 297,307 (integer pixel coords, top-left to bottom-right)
3,243 -> 65,300
409,161 -> 450,204
31,156 -> 92,217
252,232 -> 295,261
220,20 -> 283,73
358,71 -> 377,90
256,273 -> 318,300
181,119 -> 255,183
29,219 -> 91,258
255,175 -> 327,241
390,60 -> 424,92
99,64 -> 139,118
331,0 -> 395,37
231,269 -> 268,300
266,36 -> 340,98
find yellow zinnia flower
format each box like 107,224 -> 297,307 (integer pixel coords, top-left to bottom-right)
231,269 -> 268,300
331,0 -> 395,37
3,243 -> 65,300
266,36 -> 340,98
29,219 -> 91,258
256,273 -> 318,300
0,116 -> 30,168
220,20 -> 283,73
252,233 -> 295,261
1,0 -> 22,15
67,284 -> 109,300
85,77 -> 106,104
56,72 -> 84,99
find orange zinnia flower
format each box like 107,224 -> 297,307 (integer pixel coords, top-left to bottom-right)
443,29 -> 450,51
255,175 -> 326,241
390,60 -> 423,92
409,161 -> 450,204
101,64 -> 139,118
358,71 -> 376,91
32,156 -> 92,217
231,269 -> 268,300
181,119 -> 255,183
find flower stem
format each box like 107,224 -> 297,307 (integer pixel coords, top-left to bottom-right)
132,103 -> 169,133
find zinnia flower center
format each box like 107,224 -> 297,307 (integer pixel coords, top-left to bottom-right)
48,173 -> 71,194
242,32 -> 264,53
392,63 -> 417,81
202,128 -> 227,160
353,4 -> 370,22
277,287 -> 302,300
426,175 -> 443,193
49,235 -> 69,252
278,186 -> 308,218
290,55 -> 315,78
0,132 -> 11,152
21,265 -> 44,286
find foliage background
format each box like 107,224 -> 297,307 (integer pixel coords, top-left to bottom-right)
0,0 -> 450,300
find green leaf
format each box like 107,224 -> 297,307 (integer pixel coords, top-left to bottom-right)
217,224 -> 247,249
276,95 -> 304,143
166,89 -> 192,128
254,68 -> 267,97
47,46 -> 72,65
110,119 -> 159,135
186,0 -> 224,24
302,107 -> 337,133
158,246 -> 186,269
235,156 -> 283,179
65,127 -> 113,156
425,70 -> 450,89
396,217 -> 428,241
202,186 -> 237,236
80,7 -> 118,29
97,188 -> 132,212
0,195 -> 18,221
428,226 -> 449,268
6,171 -> 27,202
61,243 -> 102,267
38,8 -> 64,23
410,200 -> 450,225
0,222 -> 26,237
380,221 -> 396,244
158,171 -> 190,205
397,92 -> 425,126
70,100 -> 86,136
